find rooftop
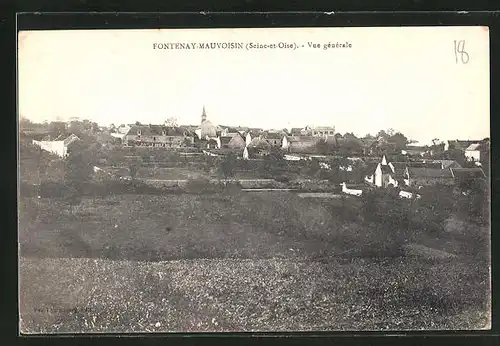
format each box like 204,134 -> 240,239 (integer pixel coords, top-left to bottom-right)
451,168 -> 486,180
408,167 -> 453,178
127,125 -> 187,137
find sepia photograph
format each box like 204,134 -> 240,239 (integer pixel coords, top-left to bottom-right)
17,26 -> 491,333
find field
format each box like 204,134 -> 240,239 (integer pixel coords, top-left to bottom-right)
18,191 -> 491,333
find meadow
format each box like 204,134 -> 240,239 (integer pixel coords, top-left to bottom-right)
18,191 -> 490,332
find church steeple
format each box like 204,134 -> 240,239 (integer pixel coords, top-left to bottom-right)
201,105 -> 207,123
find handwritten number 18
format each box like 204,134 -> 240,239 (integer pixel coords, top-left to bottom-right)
454,40 -> 469,64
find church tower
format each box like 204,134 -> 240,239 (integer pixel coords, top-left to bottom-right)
201,105 -> 207,124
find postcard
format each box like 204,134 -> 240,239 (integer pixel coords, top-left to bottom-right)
18,26 -> 491,333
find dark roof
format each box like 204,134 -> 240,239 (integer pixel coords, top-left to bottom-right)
363,163 -> 379,176
220,136 -> 232,146
448,140 -> 482,150
265,132 -> 283,139
433,160 -> 462,169
391,162 -> 408,170
248,137 -> 271,148
394,168 -> 407,178
406,145 -> 428,150
451,168 -> 486,180
289,136 -> 318,143
408,167 -> 453,178
380,165 -> 393,174
127,125 -> 186,136
408,162 -> 443,169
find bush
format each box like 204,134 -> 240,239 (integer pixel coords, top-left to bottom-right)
185,178 -> 219,194
19,182 -> 37,197
39,181 -> 66,198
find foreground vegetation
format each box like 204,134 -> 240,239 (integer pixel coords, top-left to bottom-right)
18,123 -> 491,332
20,256 -> 489,333
19,189 -> 490,332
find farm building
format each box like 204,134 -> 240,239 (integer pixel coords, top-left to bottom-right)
287,136 -> 319,153
265,132 -> 284,147
124,125 -> 194,148
220,133 -> 246,149
32,134 -> 80,158
450,168 -> 487,189
405,167 -> 455,187
464,143 -> 482,162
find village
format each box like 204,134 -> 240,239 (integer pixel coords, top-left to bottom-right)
20,105 -> 490,200
18,107 -> 491,333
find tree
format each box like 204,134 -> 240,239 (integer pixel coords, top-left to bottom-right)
315,139 -> 331,155
135,121 -> 142,126
376,130 -> 390,140
388,132 -> 409,150
434,148 -> 467,167
127,157 -> 143,180
219,153 -> 237,179
468,178 -> 489,225
19,116 -> 33,129
339,133 -> 362,156
48,121 -> 68,138
64,141 -> 94,214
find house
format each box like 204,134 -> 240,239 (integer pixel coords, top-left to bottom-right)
464,143 -> 482,162
199,137 -> 220,149
450,168 -> 486,189
401,145 -> 430,157
220,133 -> 246,149
405,161 -> 444,169
265,132 -> 284,147
282,136 -> 290,150
248,136 -> 271,150
431,160 -> 462,169
32,134 -> 80,158
311,126 -> 335,138
405,167 -> 455,187
372,156 -> 401,188
123,124 -> 194,148
446,140 -> 482,151
244,132 -> 252,147
117,124 -> 131,134
287,136 -> 319,153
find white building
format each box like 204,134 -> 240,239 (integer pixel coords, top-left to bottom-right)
117,124 -> 131,134
281,136 -> 290,150
245,132 -> 252,147
465,143 -> 481,162
32,134 -> 80,158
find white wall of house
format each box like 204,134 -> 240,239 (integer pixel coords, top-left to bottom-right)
243,147 -> 249,160
245,133 -> 252,147
117,125 -> 131,134
33,140 -> 67,158
374,164 -> 383,187
282,136 -> 289,149
465,150 -> 481,161
195,129 -> 202,140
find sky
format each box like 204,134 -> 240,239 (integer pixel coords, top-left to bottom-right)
18,27 -> 490,145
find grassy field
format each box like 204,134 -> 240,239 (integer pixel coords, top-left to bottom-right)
18,192 -> 491,332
